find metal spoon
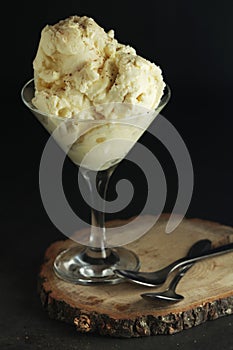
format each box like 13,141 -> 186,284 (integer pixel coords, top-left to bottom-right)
141,264 -> 193,303
115,239 -> 211,286
114,241 -> 233,287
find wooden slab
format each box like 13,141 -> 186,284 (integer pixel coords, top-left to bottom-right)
38,215 -> 233,337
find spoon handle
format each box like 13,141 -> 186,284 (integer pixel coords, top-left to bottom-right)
168,264 -> 193,291
168,242 -> 233,273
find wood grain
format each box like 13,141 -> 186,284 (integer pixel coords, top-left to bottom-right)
38,215 -> 233,337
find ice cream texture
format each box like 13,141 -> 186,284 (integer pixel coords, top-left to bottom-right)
32,15 -> 165,118
31,15 -> 167,170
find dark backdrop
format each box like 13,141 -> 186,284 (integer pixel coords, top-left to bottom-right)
1,1 -> 233,349
5,0 -> 232,224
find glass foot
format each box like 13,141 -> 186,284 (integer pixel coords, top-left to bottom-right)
53,245 -> 140,285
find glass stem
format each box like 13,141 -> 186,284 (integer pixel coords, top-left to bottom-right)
81,166 -> 116,260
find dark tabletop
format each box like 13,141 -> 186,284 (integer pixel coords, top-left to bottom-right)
2,1 -> 233,349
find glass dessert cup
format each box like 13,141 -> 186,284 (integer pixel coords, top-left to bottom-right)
21,79 -> 171,285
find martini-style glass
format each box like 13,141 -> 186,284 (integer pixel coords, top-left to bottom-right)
21,79 -> 170,285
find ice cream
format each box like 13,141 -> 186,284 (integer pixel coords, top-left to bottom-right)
32,15 -> 165,118
31,15 -> 167,170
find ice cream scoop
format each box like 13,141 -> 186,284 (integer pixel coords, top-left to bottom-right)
29,15 -> 168,170
32,15 -> 165,118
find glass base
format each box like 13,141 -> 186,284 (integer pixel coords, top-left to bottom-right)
53,245 -> 140,285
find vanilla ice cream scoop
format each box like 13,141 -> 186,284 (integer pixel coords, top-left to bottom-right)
32,15 -> 165,118
30,15 -> 169,170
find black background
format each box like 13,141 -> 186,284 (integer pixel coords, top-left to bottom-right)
1,1 -> 233,349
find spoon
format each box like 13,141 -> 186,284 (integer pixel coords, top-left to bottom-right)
115,239 -> 211,286
114,241 -> 233,287
141,264 -> 193,303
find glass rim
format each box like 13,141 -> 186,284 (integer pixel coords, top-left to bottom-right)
21,78 -> 171,122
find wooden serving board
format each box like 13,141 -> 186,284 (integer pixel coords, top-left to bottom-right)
38,215 -> 233,338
